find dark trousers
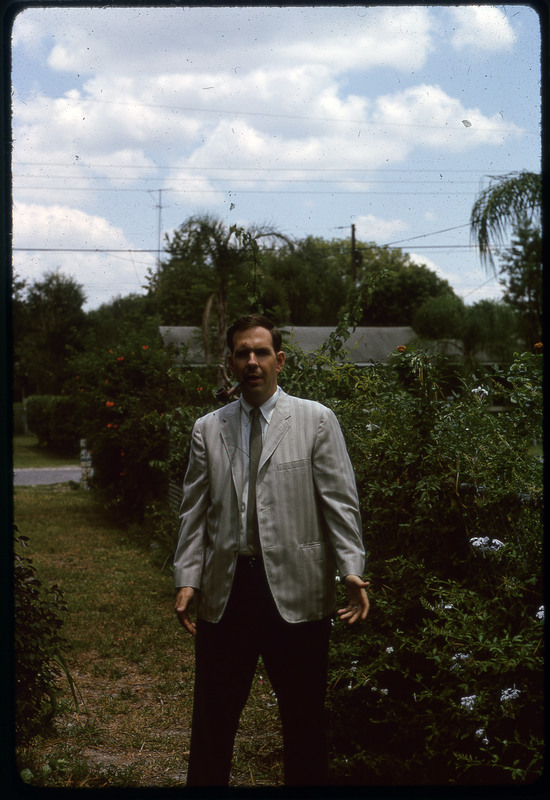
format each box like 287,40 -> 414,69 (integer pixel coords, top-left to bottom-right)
186,557 -> 331,786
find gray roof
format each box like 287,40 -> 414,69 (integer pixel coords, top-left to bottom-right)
159,325 -> 419,365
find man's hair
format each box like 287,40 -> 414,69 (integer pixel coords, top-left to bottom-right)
226,314 -> 282,353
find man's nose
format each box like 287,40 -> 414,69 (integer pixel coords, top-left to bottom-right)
247,351 -> 258,366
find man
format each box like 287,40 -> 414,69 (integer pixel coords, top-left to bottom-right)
174,314 -> 369,786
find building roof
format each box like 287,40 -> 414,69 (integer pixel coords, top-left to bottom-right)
159,325 -> 421,365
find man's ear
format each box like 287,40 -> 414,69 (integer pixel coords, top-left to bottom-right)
276,351 -> 286,373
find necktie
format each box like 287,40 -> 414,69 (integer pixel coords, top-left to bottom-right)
247,407 -> 262,552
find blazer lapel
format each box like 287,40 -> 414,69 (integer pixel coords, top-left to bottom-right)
220,401 -> 244,499
259,392 -> 291,471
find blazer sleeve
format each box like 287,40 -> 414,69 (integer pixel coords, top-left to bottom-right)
312,406 -> 365,578
173,418 -> 210,589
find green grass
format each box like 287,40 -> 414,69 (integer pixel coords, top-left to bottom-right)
13,435 -> 80,469
13,485 -> 283,787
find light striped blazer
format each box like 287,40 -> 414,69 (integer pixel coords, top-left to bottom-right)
173,390 -> 365,623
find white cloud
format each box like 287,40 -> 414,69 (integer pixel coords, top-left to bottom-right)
448,6 -> 517,52
13,202 -> 152,308
10,5 -> 538,310
372,84 -> 522,150
354,215 -> 408,243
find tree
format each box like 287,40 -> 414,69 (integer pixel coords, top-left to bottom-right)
355,247 -> 456,326
147,215 -> 288,378
86,293 -> 159,350
499,218 -> 542,348
413,293 -> 466,341
258,236 -> 349,325
13,270 -> 88,398
470,171 -> 541,269
461,299 -> 520,363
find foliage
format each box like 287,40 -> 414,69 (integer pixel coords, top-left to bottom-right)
499,217 -> 542,348
257,236 -> 350,325
413,292 -> 466,341
321,348 -> 543,785
25,395 -> 80,456
68,325 -> 184,522
153,326 -> 542,784
146,215 -> 290,373
13,270 -> 89,398
14,526 -> 77,744
470,171 -> 541,269
356,249 -> 456,326
86,293 -> 159,350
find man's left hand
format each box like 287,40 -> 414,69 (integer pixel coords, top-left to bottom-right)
337,575 -> 370,624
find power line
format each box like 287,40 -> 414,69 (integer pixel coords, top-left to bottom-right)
31,95 -> 526,132
14,161 -> 518,174
15,187 -> 478,196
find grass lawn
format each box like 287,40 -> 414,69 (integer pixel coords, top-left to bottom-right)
14,486 -> 283,787
13,435 -> 80,469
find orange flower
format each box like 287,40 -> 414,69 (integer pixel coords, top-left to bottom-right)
106,401 -> 115,407
142,345 -> 149,350
397,345 -> 407,353
117,356 -> 125,362
534,342 -> 543,353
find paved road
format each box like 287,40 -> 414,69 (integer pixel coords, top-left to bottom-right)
14,467 -> 82,486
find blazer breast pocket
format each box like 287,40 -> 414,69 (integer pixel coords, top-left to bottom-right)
277,458 -> 311,471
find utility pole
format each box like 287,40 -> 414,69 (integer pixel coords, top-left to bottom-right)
351,223 -> 357,284
156,189 -> 163,267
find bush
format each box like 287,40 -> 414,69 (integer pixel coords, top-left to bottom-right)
160,333 -> 543,784
13,402 -> 27,436
14,526 -> 76,743
69,328 -> 210,522
322,349 -> 543,785
25,395 -> 80,456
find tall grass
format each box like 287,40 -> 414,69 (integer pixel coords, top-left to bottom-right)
14,486 -> 283,787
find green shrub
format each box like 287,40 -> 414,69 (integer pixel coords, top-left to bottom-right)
25,395 -> 80,455
323,349 -> 543,785
159,334 -> 543,784
14,526 -> 77,743
13,402 -> 27,436
69,328 -> 211,522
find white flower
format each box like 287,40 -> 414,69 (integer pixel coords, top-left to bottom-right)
470,536 -> 506,553
460,695 -> 477,711
472,386 -> 489,398
380,688 -> 389,696
475,728 -> 489,745
536,605 -> 544,621
385,646 -> 394,654
350,660 -> 358,672
500,688 -> 521,703
451,653 -> 470,669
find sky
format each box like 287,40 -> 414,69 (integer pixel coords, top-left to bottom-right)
10,3 -> 542,311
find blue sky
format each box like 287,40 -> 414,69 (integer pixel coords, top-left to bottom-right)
11,4 -> 541,311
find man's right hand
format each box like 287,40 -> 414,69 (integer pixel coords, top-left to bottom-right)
175,587 -> 197,636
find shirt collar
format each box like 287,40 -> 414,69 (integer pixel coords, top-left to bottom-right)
239,386 -> 280,424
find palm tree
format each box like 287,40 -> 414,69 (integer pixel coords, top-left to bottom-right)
470,170 -> 541,269
164,215 -> 290,383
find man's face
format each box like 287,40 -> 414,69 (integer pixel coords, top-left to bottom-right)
228,326 -> 285,407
